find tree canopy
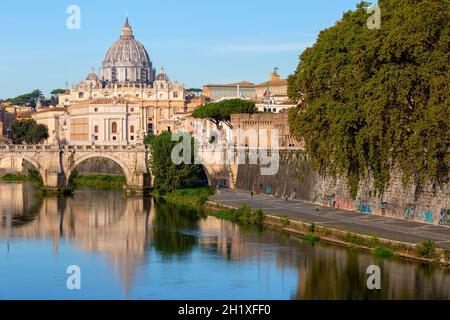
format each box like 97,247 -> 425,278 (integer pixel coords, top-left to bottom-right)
50,88 -> 68,95
288,0 -> 450,197
144,132 -> 203,193
10,119 -> 49,144
192,99 -> 257,128
187,88 -> 203,93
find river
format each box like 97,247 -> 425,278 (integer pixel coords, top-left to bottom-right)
0,181 -> 449,299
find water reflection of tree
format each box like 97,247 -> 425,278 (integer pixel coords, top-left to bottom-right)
152,199 -> 199,258
294,246 -> 388,300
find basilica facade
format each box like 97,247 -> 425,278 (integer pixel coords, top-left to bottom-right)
34,17 -> 194,145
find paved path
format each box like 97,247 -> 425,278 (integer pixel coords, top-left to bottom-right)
210,189 -> 450,248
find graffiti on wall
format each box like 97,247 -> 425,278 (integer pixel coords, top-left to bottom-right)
258,183 -> 263,194
403,205 -> 434,224
439,208 -> 450,226
420,207 -> 433,224
358,201 -> 372,214
322,194 -> 335,207
403,204 -> 416,220
334,196 -> 354,210
380,202 -> 388,216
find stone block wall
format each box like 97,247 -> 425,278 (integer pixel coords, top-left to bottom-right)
235,150 -> 450,226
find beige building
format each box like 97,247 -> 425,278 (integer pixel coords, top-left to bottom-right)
31,107 -> 67,144
203,81 -> 256,101
255,68 -> 289,100
230,112 -> 303,149
255,68 -> 297,113
33,18 -> 193,145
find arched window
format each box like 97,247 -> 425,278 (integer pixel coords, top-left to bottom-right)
111,122 -> 118,133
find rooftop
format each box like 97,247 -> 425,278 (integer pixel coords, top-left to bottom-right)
204,81 -> 255,88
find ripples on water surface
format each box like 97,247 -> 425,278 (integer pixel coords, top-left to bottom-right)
0,182 -> 449,299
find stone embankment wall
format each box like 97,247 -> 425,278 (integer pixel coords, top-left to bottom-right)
235,150 -> 450,226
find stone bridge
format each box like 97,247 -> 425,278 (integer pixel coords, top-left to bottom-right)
0,144 -> 151,193
0,144 -> 238,193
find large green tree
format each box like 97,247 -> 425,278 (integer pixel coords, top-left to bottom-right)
288,0 -> 450,197
10,119 -> 49,144
145,132 -> 203,193
192,99 -> 257,128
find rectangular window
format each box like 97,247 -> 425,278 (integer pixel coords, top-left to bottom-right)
94,125 -> 98,133
130,136 -> 134,140
130,125 -> 135,133
173,92 -> 178,98
94,107 -> 98,112
130,107 -> 134,112
94,136 -> 98,141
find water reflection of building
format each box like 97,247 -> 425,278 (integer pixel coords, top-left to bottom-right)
0,186 -> 154,294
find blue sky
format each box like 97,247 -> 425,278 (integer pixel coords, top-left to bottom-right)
0,0 -> 364,98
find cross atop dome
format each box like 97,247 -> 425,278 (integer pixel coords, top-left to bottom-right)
121,15 -> 133,37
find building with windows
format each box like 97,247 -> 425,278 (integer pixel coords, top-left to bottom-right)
254,68 -> 297,113
33,17 -> 191,145
202,81 -> 256,101
255,67 -> 288,100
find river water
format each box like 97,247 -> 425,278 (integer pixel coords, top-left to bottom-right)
0,181 -> 449,299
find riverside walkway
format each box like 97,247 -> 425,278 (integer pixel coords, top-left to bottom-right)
210,189 -> 450,248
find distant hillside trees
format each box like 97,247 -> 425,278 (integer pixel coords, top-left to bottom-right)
6,90 -> 43,107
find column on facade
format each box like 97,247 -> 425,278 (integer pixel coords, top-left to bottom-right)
103,118 -> 107,143
121,118 -> 124,142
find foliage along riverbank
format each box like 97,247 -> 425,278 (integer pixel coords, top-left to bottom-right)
152,187 -> 213,208
68,172 -> 126,190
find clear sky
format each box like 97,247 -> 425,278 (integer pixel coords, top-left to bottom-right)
0,0 -> 363,99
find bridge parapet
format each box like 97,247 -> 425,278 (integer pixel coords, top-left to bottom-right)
62,144 -> 149,152
0,144 -> 60,152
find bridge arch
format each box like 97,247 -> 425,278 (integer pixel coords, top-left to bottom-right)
65,153 -> 135,187
0,154 -> 46,181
